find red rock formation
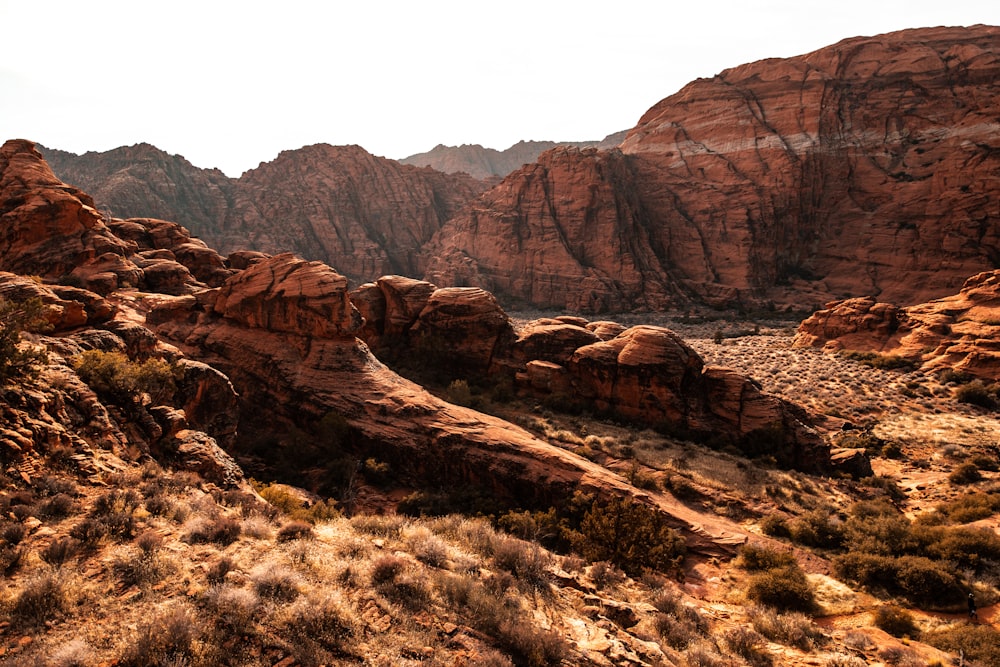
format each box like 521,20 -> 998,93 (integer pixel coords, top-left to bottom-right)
0,140 -> 133,284
148,255 -> 753,554
42,142 -> 488,285
794,270 -> 1000,380
226,144 -> 486,281
426,26 -> 1000,312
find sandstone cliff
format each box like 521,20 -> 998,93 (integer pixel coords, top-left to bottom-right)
400,132 -> 628,179
425,25 -> 1000,312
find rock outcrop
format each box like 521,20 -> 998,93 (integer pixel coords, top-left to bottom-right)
794,270 -> 1000,380
425,26 -> 1000,312
400,133 -> 627,179
349,276 -> 827,470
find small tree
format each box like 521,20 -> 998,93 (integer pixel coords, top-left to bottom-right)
0,297 -> 50,384
573,497 -> 685,576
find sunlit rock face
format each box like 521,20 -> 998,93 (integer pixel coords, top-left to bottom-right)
425,26 -> 1000,312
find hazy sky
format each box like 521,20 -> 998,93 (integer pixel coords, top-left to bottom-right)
3,1 -> 998,176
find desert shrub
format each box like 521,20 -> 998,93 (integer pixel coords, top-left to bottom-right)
276,592 -> 358,664
825,655 -> 866,667
955,380 -> 998,409
572,497 -> 685,576
349,513 -> 406,538
241,516 -> 273,539
253,481 -> 339,523
745,564 -> 816,613
496,621 -> 568,667
877,646 -> 922,666
47,639 -> 96,667
833,552 -> 964,607
69,517 -> 108,548
919,524 -> 1000,570
73,349 -> 180,405
787,509 -> 845,549
370,554 -> 407,585
205,584 -> 259,635
182,515 -> 242,545
276,520 -> 314,542
250,563 -> 300,601
0,297 -> 50,384
0,542 -> 25,574
873,605 -> 918,638
11,572 -> 68,627
760,514 -> 791,538
1,521 -> 27,545
35,492 -> 77,519
936,492 -> 1000,523
207,556 -> 236,585
922,624 -> 1000,667
842,501 -> 914,556
950,461 -> 982,485
41,536 -> 79,568
750,605 -> 823,651
590,560 -> 627,590
736,544 -> 796,571
492,537 -> 551,591
724,626 -> 772,666
841,351 -> 917,372
113,544 -> 172,588
120,606 -> 200,667
361,457 -> 392,486
406,527 -> 450,567
445,378 -> 473,406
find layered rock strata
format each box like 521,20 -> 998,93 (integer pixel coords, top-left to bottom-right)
425,26 -> 1000,312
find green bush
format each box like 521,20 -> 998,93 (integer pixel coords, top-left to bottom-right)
745,564 -> 816,613
736,544 -> 796,571
955,380 -> 999,409
572,497 -> 685,576
833,552 -> 965,607
788,509 -> 845,549
923,624 -> 1000,667
873,605 -> 918,638
73,350 -> 180,405
949,461 -> 982,485
0,297 -> 50,384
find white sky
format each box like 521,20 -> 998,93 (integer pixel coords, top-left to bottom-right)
2,1 -> 998,177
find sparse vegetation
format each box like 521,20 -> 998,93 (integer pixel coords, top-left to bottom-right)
0,296 -> 50,384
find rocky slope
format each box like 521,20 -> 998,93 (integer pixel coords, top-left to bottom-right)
5,138 -> 824,554
3,139 -> 999,667
400,132 -> 628,179
425,25 -> 1000,312
40,143 -> 487,284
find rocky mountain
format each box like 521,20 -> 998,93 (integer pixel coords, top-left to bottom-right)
399,132 -> 628,179
425,25 -> 1000,312
40,142 -> 487,284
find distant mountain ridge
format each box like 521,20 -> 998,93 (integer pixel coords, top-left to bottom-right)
41,142 -> 486,283
399,132 -> 627,179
